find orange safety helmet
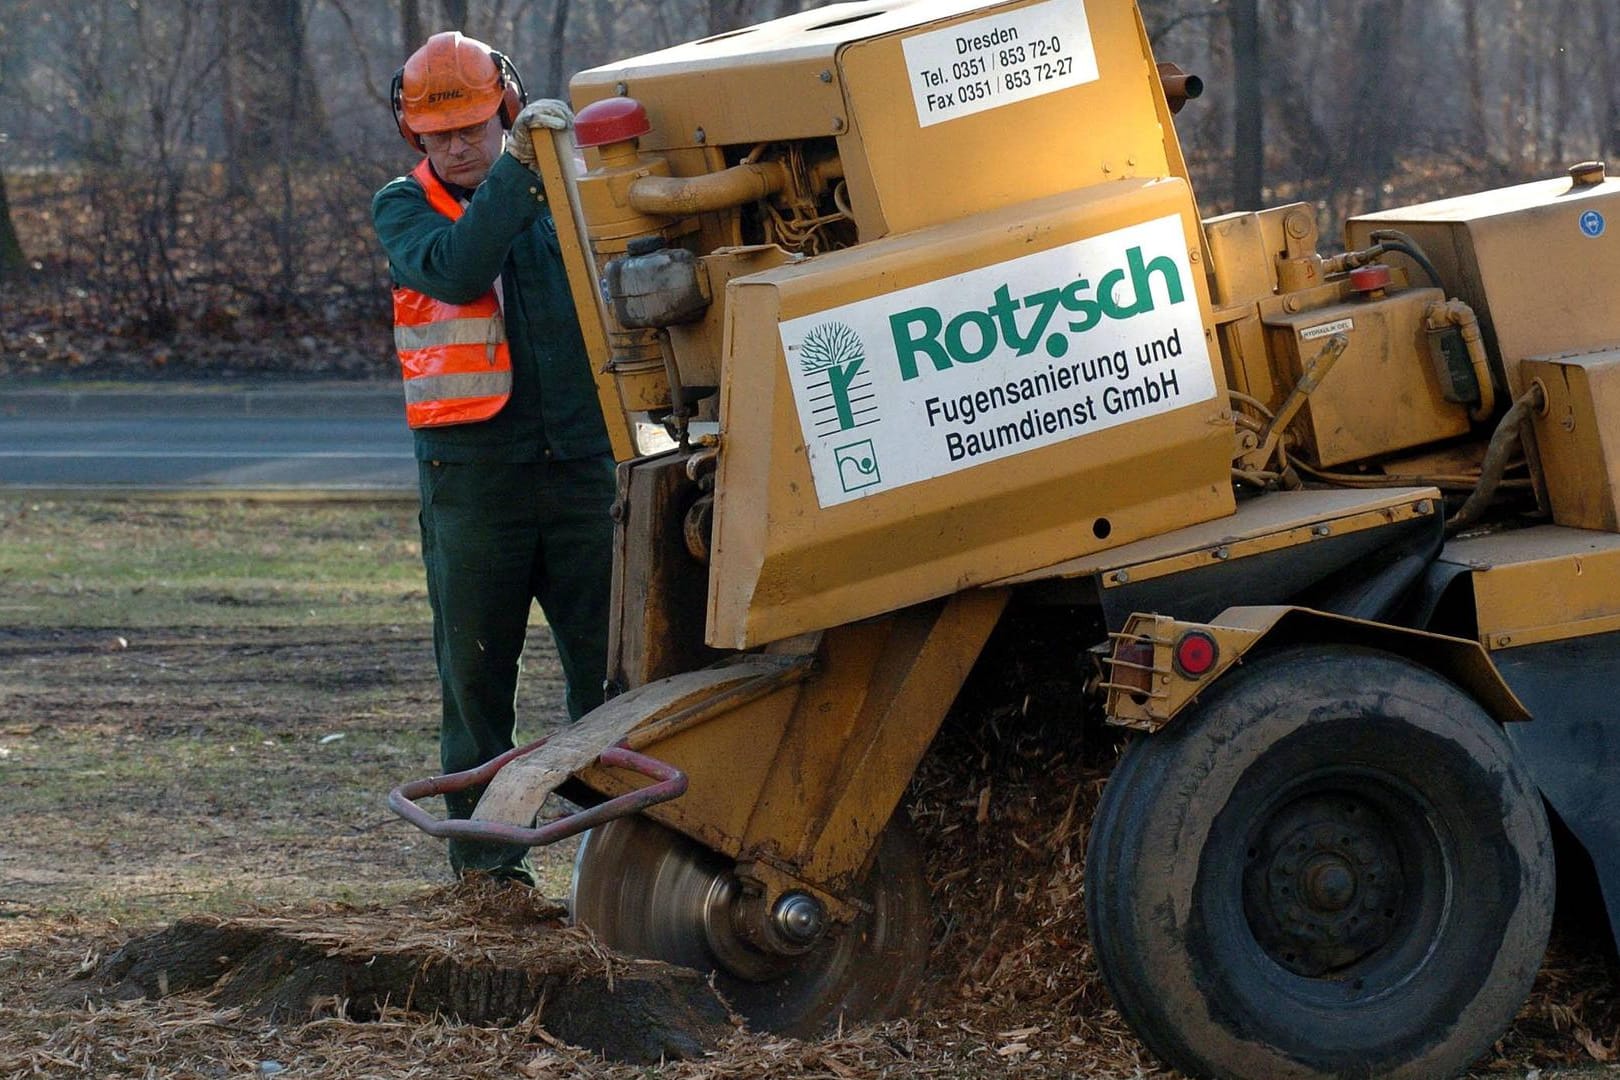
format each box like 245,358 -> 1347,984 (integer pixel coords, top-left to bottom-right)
390,31 -> 526,151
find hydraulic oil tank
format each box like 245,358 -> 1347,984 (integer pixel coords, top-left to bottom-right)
1261,282 -> 1470,468
571,0 -> 1236,648
1347,163 -> 1620,397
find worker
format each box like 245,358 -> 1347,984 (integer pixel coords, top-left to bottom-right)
373,31 -> 614,886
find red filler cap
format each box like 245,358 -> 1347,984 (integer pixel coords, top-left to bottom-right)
1349,264 -> 1394,295
574,97 -> 652,148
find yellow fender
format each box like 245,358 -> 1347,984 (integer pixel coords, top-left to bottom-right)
1103,605 -> 1530,732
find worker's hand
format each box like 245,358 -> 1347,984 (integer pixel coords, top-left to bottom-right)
504,99 -> 574,173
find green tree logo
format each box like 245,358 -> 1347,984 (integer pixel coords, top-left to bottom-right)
800,322 -> 878,434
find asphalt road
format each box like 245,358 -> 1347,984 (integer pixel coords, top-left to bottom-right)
0,383 -> 416,496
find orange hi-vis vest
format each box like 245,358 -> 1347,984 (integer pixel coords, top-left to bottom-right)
391,159 -> 513,428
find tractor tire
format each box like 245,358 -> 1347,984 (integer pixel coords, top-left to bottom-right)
1085,645 -> 1554,1079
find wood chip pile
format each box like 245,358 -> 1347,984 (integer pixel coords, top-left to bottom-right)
3,709 -> 1618,1078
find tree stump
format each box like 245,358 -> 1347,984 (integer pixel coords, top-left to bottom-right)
72,888 -> 736,1065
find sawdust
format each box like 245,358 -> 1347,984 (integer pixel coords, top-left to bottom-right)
11,711 -> 1616,1079
4,649 -> 1619,1077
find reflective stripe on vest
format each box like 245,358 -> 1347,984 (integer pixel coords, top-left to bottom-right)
391,159 -> 513,429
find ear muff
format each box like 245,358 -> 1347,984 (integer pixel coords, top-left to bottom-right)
390,67 -> 424,151
490,51 -> 528,129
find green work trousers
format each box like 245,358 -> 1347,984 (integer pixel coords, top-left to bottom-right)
417,455 -> 616,880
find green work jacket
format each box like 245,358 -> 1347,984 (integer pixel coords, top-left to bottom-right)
372,154 -> 610,463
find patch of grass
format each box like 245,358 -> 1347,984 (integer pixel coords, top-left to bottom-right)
0,499 -> 426,628
0,497 -> 577,923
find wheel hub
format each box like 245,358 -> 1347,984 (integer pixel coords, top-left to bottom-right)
1302,855 -> 1356,911
1244,794 -> 1404,977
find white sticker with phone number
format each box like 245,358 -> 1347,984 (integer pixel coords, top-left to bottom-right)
902,0 -> 1100,127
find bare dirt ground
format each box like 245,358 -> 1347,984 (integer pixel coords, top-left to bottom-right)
2,498 -> 1619,1078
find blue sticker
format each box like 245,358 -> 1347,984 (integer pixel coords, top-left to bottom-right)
1581,210 -> 1606,238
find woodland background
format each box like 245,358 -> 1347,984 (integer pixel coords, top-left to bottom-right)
1,0 -> 1617,379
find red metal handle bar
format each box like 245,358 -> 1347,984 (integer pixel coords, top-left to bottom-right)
387,741 -> 687,848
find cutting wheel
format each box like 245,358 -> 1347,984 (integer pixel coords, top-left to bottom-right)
569,813 -> 930,1036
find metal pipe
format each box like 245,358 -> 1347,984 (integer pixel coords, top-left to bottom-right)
1322,244 -> 1386,277
629,160 -> 791,216
1427,299 -> 1498,423
387,742 -> 687,848
1156,62 -> 1204,115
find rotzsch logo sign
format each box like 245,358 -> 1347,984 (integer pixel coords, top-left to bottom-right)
780,214 -> 1217,508
888,244 -> 1190,378
798,321 -> 879,436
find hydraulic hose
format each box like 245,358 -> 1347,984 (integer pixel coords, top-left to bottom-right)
1369,229 -> 1445,290
1447,382 -> 1545,531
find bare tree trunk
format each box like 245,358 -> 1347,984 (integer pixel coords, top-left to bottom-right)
1599,2 -> 1620,159
1462,0 -> 1488,159
79,0 -> 126,169
1528,1 -> 1547,164
1341,0 -> 1407,207
1509,0 -> 1531,169
402,0 -> 424,52
546,0 -> 572,97
708,0 -> 750,34
1548,0 -> 1571,163
0,30 -> 27,279
0,166 -> 24,280
217,1 -> 247,194
1229,0 -> 1263,210
274,3 -> 311,314
229,0 -> 329,163
441,0 -> 469,30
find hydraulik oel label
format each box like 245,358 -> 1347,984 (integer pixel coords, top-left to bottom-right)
780,214 -> 1217,508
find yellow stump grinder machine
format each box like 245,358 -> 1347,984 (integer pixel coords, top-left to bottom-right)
391,1 -> 1620,1075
